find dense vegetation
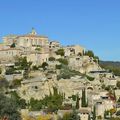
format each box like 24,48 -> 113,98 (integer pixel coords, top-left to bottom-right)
55,49 -> 65,56
29,87 -> 64,112
81,88 -> 88,107
57,65 -> 82,80
84,50 -> 99,62
100,61 -> 120,76
0,93 -> 21,120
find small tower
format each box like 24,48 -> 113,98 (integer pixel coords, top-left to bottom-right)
30,27 -> 37,35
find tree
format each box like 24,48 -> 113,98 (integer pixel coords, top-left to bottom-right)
41,62 -> 48,70
85,50 -> 94,57
76,95 -> 80,109
29,87 -> 64,112
0,94 -> 21,120
10,91 -> 27,109
55,49 -> 65,56
0,67 -> 2,74
57,58 -> 68,65
116,81 -> 120,89
10,43 -> 16,48
49,57 -> 55,61
93,105 -> 96,120
81,88 -> 87,107
35,47 -> 41,51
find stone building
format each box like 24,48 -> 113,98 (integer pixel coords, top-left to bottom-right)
64,45 -> 85,57
1,28 -> 50,65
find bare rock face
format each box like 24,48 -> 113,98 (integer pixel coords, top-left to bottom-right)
68,56 -> 101,73
18,75 -> 91,101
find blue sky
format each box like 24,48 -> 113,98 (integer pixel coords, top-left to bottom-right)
0,0 -> 120,61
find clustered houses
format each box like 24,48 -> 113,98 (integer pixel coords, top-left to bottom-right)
0,28 -> 85,66
0,28 -> 50,65
0,29 -> 120,120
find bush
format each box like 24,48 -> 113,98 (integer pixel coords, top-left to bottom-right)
0,67 -> 2,74
41,62 -> 48,70
57,66 -> 81,80
29,87 -> 64,112
5,67 -> 15,75
85,50 -> 94,57
10,91 -> 27,109
49,57 -> 55,61
56,64 -> 62,69
10,79 -> 22,88
86,75 -> 95,81
35,47 -> 41,51
57,58 -> 68,65
55,49 -> 65,56
32,65 -> 39,70
0,93 -> 21,120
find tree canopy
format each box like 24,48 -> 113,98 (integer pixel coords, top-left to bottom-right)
0,94 -> 21,120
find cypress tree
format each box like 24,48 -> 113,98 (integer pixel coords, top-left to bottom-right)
81,88 -> 87,107
76,95 -> 80,109
93,105 -> 96,120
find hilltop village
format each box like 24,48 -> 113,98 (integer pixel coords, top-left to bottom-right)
0,28 -> 120,120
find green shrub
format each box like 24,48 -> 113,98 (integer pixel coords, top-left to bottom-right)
56,64 -> 62,69
55,49 -> 65,56
86,75 -> 95,81
57,58 -> 68,65
49,57 -> 55,61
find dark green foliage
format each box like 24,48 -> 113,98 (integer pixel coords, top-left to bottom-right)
100,61 -> 120,76
29,87 -> 63,112
10,79 -> 22,88
35,47 -> 41,51
76,95 -> 80,109
93,105 -> 96,120
49,57 -> 55,61
57,66 -> 81,80
55,49 -> 65,56
10,43 -> 16,48
0,68 -> 2,74
15,57 -> 32,70
57,58 -> 68,65
5,67 -> 15,75
105,85 -> 111,91
86,75 -> 95,81
72,95 -> 77,101
94,56 -> 99,63
10,91 -> 27,109
14,57 -> 32,78
0,94 -> 21,120
56,64 -> 62,69
41,62 -> 48,70
85,50 -> 94,57
32,65 -> 39,70
84,50 -> 99,62
81,89 -> 87,107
